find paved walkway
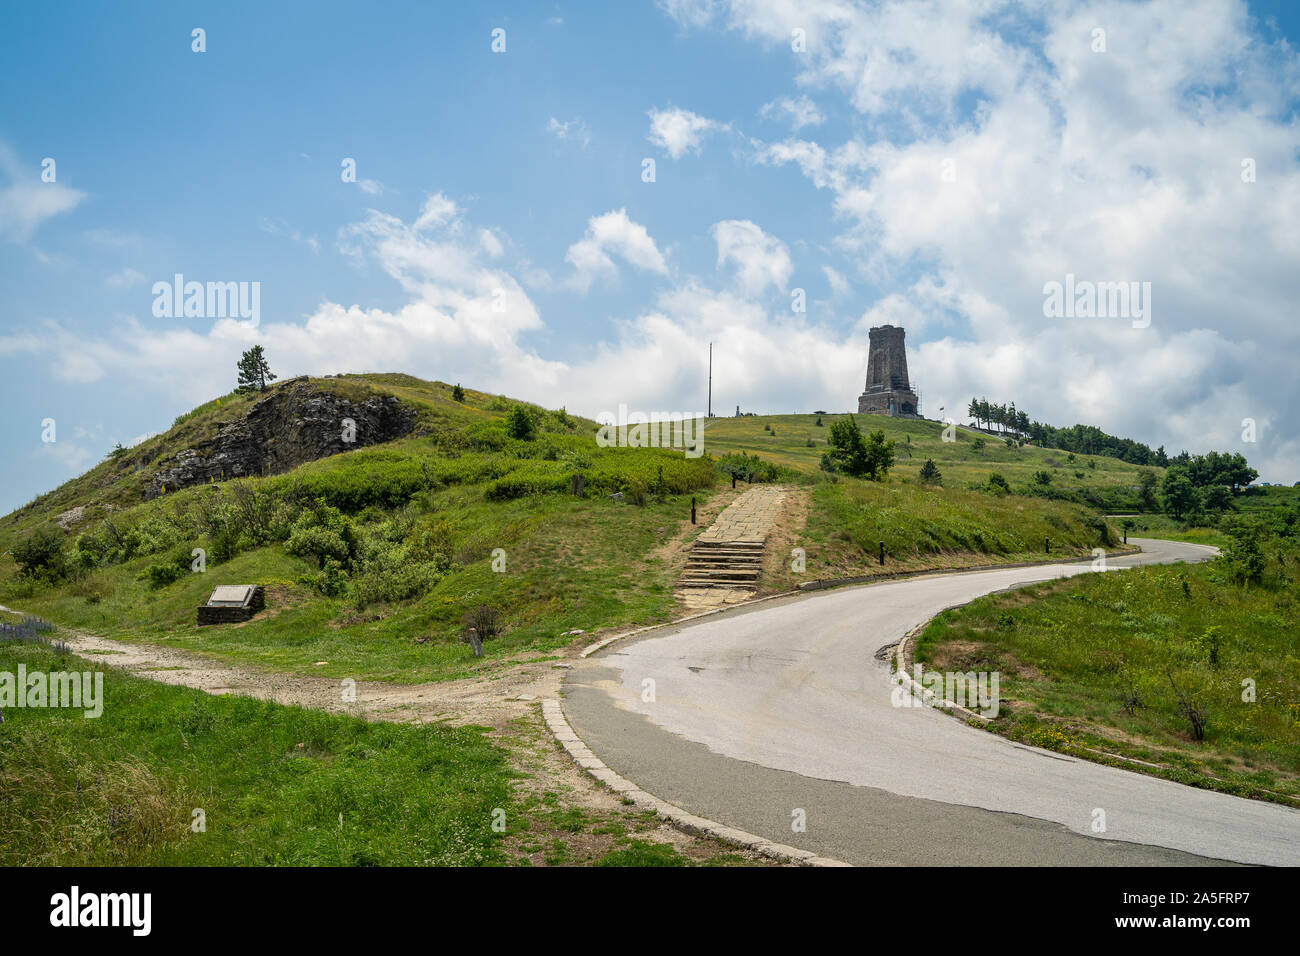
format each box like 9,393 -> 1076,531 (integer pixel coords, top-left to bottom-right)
678,485 -> 790,610
696,485 -> 788,544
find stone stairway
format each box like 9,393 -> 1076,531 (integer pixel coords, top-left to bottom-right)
680,539 -> 766,588
677,485 -> 789,609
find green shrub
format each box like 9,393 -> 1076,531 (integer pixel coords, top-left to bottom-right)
1085,516 -> 1117,547
505,404 -> 537,440
408,516 -> 457,568
285,503 -> 358,570
717,452 -> 781,483
822,417 -> 895,480
145,562 -> 184,590
353,542 -> 441,607
12,526 -> 68,582
484,465 -> 570,501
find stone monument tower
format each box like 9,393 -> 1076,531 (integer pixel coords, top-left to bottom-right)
857,324 -> 919,417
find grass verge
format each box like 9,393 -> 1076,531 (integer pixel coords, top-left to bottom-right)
915,556 -> 1300,807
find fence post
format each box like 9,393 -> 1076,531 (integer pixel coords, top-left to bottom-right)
691,497 -> 696,524
1045,536 -> 1050,554
879,541 -> 885,565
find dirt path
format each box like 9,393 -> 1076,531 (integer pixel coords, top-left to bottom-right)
0,602 -> 776,864
0,602 -> 566,729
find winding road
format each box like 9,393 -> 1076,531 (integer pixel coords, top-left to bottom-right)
563,539 -> 1300,865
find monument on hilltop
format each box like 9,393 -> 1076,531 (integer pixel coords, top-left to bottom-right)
857,324 -> 920,417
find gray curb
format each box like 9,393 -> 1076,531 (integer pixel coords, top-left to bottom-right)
895,618 -> 992,723
541,698 -> 849,867
580,588 -> 801,658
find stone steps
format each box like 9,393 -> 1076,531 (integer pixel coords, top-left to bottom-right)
678,487 -> 788,598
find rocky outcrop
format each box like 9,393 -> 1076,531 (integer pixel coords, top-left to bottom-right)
144,378 -> 415,498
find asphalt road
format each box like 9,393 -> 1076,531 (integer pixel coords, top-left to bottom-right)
564,539 -> 1300,865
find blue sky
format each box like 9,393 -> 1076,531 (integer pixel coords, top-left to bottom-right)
2,0 -> 1299,514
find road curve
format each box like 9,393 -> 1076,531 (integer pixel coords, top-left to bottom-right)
564,539 -> 1300,866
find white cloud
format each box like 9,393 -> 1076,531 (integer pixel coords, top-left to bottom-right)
675,0 -> 1300,481
545,116 -> 592,148
15,206 -> 864,443
823,265 -> 849,297
479,228 -> 505,258
647,106 -> 725,159
0,144 -> 86,242
565,209 -> 670,292
712,220 -> 792,295
34,440 -> 95,474
760,95 -> 824,130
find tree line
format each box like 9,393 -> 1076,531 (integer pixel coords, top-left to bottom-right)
969,397 -> 1229,470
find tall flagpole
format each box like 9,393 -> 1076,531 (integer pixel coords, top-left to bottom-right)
708,343 -> 712,418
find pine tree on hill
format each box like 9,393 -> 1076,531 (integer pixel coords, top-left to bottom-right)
236,345 -> 277,394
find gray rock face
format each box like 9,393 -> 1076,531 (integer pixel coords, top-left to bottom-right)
144,379 -> 416,498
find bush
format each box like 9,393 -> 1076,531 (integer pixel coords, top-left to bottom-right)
145,562 -> 184,590
822,417 -> 895,480
718,452 -> 782,483
919,459 -> 943,486
986,473 -> 1011,495
1084,516 -> 1117,547
505,404 -> 537,441
1220,526 -> 1266,586
452,383 -> 466,403
12,526 -> 68,582
353,542 -> 441,607
462,605 -> 503,642
285,503 -> 358,570
408,516 -> 456,570
484,466 -> 569,501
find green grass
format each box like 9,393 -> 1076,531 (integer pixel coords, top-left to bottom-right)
0,638 -> 516,865
1,486 -> 708,683
915,553 -> 1300,805
0,373 -> 1142,684
0,374 -> 722,683
1108,513 -> 1231,548
703,414 -> 1158,509
767,478 -> 1121,590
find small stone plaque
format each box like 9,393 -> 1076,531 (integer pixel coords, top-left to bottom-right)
207,585 -> 253,607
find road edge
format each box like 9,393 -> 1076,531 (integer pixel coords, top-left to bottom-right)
582,546 -> 1143,660
541,698 -> 850,867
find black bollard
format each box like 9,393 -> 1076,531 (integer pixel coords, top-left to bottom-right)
691,497 -> 696,524
732,474 -> 736,489
1045,536 -> 1050,554
879,541 -> 885,565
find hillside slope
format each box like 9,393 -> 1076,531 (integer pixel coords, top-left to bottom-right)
0,374 -> 1134,682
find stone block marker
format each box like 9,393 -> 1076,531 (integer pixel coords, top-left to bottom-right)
197,584 -> 265,625
679,485 -> 789,610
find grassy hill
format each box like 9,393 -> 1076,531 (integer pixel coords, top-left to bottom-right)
0,374 -> 1142,683
703,413 -> 1155,509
